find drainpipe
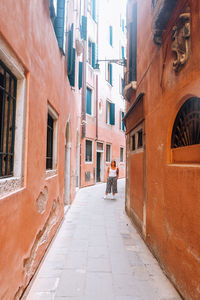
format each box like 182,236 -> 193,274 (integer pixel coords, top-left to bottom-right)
81,0 -> 87,139
96,74 -> 98,140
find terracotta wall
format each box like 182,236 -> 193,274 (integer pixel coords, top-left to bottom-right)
125,0 -> 200,299
0,0 -> 80,298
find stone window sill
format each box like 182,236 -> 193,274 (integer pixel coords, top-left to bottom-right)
46,169 -> 57,179
0,177 -> 23,198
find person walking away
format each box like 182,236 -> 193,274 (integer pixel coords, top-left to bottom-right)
104,160 -> 119,199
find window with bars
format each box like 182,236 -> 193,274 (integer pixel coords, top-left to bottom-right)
138,129 -> 143,148
46,114 -> 54,170
0,61 -> 17,178
130,126 -> 144,153
106,144 -> 111,162
171,97 -> 200,148
85,140 -> 93,162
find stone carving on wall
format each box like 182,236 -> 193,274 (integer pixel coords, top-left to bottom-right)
171,10 -> 191,72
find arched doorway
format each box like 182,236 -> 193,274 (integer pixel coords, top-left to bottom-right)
64,121 -> 71,205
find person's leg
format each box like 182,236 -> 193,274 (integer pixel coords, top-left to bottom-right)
112,177 -> 118,199
104,177 -> 111,198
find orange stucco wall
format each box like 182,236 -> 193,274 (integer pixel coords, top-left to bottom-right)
0,1 -> 80,298
126,0 -> 200,299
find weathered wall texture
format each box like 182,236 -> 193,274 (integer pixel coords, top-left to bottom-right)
0,0 -> 80,298
125,0 -> 200,299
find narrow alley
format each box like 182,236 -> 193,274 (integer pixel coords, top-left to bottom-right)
24,180 -> 181,300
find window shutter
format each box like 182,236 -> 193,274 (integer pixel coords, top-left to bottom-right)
109,26 -> 113,46
109,64 -> 113,86
67,24 -> 74,75
122,112 -> 125,131
106,100 -> 109,123
68,48 -> 75,87
81,16 -> 87,41
122,46 -> 124,59
78,62 -> 83,89
86,88 -> 92,115
92,43 -> 98,68
92,0 -> 97,22
110,103 -> 115,125
54,0 -> 66,53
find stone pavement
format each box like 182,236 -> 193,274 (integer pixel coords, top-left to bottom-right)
24,179 -> 181,300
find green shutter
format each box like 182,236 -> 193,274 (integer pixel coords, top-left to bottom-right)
86,88 -> 92,115
122,46 -> 124,59
109,26 -> 113,46
78,62 -> 83,89
109,64 -> 113,86
67,24 -> 74,75
68,48 -> 75,86
54,0 -> 66,53
92,43 -> 98,68
92,0 -> 97,22
110,103 -> 115,125
81,16 -> 87,40
122,112 -> 125,131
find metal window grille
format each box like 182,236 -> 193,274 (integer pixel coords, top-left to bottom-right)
85,140 -> 92,162
46,113 -> 54,169
106,144 -> 111,162
171,97 -> 200,148
0,60 -> 17,178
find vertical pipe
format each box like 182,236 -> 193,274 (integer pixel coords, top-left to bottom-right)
96,74 -> 98,140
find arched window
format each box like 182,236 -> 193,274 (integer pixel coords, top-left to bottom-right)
171,97 -> 200,148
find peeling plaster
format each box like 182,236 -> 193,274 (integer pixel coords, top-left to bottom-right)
36,186 -> 48,214
23,198 -> 60,280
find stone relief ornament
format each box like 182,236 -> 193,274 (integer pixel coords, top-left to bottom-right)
171,10 -> 191,72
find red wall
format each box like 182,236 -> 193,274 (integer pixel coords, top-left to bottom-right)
126,0 -> 200,299
0,1 -> 80,298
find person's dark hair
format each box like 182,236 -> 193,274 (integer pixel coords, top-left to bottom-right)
111,160 -> 116,167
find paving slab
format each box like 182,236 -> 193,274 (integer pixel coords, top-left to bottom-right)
24,179 -> 181,300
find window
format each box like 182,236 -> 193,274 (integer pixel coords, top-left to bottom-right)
120,147 -> 124,162
106,100 -> 115,125
51,0 -> 67,54
106,63 -> 113,86
109,26 -> 113,46
131,135 -> 136,151
106,144 -> 111,162
122,46 -> 125,59
129,2 -> 137,82
171,97 -> 200,148
88,41 -> 98,69
46,106 -> 58,171
85,140 -> 93,162
0,61 -> 17,178
138,129 -> 143,148
122,19 -> 125,32
46,114 -> 54,170
86,87 -> 92,115
88,41 -> 92,66
120,111 -> 125,131
67,24 -> 75,87
130,124 -> 144,153
88,0 -> 97,21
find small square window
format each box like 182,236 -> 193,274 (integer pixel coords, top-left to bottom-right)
138,130 -> 143,148
106,144 -> 111,162
131,135 -> 136,151
120,147 -> 124,162
85,140 -> 93,162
